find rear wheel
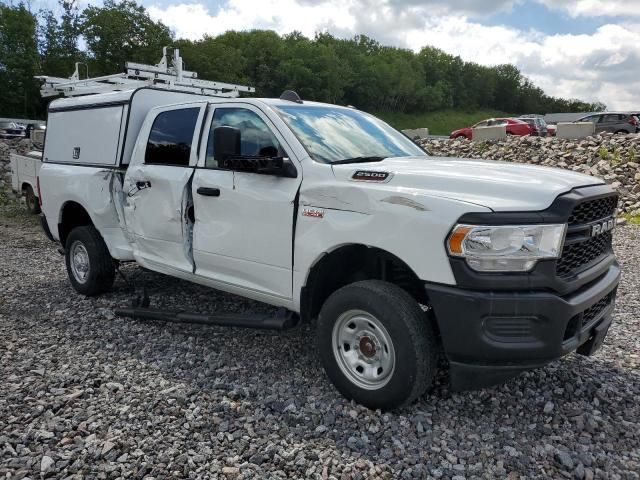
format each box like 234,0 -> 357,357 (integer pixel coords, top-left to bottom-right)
65,226 -> 115,296
24,185 -> 40,214
317,280 -> 437,410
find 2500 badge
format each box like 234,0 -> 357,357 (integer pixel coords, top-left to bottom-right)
352,170 -> 390,182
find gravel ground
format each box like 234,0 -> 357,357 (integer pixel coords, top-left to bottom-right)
1,206 -> 639,479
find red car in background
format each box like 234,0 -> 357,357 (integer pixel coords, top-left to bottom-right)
450,118 -> 533,139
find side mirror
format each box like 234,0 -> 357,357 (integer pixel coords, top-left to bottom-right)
213,126 -> 241,164
256,157 -> 297,178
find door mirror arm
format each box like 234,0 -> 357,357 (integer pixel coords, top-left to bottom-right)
223,155 -> 297,178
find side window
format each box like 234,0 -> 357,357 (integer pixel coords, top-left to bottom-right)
145,108 -> 200,166
206,107 -> 283,168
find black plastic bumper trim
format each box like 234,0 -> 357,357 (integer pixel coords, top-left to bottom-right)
425,262 -> 620,390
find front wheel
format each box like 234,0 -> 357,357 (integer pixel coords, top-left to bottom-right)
65,226 -> 115,296
317,280 -> 437,410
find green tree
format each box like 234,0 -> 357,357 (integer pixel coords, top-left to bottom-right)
39,0 -> 82,78
81,0 -> 173,76
0,2 -> 40,117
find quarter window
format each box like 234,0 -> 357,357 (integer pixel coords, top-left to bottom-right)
145,108 -> 200,166
206,108 -> 282,168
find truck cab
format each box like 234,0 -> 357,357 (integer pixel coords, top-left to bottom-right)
38,87 -> 620,410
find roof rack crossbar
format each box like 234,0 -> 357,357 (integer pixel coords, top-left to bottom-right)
36,47 -> 255,98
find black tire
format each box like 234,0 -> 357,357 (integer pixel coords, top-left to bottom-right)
317,280 -> 437,410
24,185 -> 40,214
64,226 -> 115,296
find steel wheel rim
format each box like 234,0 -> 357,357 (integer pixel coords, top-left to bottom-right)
332,309 -> 396,390
70,241 -> 90,284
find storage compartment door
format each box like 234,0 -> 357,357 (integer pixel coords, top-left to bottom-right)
44,106 -> 125,166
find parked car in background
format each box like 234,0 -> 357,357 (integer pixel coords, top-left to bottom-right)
575,113 -> 638,134
450,118 -> 532,139
0,121 -> 26,139
518,116 -> 548,136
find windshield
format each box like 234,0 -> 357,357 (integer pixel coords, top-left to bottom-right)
273,105 -> 427,164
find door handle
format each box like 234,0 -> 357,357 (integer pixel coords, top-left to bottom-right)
197,187 -> 221,197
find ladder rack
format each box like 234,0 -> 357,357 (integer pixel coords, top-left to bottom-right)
36,47 -> 255,98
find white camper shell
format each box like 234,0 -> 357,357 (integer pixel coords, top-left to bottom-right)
45,88 -> 214,167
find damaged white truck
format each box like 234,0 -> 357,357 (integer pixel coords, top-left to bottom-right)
37,53 -> 620,409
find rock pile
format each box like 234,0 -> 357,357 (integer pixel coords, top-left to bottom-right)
420,133 -> 640,215
0,142 -> 13,193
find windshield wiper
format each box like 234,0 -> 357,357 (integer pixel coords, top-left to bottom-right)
332,156 -> 387,165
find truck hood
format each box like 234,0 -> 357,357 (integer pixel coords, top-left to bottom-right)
331,156 -> 603,211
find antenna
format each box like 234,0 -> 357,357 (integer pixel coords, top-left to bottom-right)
36,47 -> 255,98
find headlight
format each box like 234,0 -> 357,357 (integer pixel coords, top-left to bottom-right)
447,224 -> 566,272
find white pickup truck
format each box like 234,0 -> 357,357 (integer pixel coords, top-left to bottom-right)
38,87 -> 620,409
10,150 -> 43,214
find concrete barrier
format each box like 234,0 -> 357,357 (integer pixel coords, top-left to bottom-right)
556,122 -> 595,139
31,129 -> 46,145
402,128 -> 429,140
472,125 -> 507,141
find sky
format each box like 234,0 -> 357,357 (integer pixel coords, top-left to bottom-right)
41,0 -> 640,110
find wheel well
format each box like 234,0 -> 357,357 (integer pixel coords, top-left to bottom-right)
59,202 -> 93,246
300,245 -> 428,323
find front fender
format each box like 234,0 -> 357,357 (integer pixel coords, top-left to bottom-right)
292,186 -> 490,310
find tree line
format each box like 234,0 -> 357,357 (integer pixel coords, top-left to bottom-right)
0,0 -> 606,120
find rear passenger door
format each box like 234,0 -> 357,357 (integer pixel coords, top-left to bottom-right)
123,104 -> 206,273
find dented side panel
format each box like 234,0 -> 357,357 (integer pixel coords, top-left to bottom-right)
39,163 -> 134,260
120,102 -> 207,273
290,160 -> 491,311
122,164 -> 195,273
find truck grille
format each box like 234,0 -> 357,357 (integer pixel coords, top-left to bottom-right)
556,195 -> 617,279
567,196 -> 618,226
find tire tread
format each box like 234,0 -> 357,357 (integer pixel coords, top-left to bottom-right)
318,279 -> 437,409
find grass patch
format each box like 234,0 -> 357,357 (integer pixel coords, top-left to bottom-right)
375,109 -> 511,136
624,214 -> 640,225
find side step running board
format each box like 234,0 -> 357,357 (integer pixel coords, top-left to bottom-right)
114,306 -> 298,331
